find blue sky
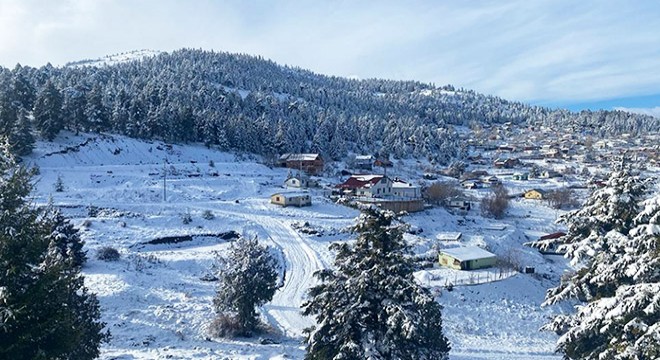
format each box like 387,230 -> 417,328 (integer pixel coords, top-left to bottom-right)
0,0 -> 658,115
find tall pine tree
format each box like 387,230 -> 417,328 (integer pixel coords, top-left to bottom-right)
0,137 -> 107,359
33,81 -> 64,141
302,209 -> 450,360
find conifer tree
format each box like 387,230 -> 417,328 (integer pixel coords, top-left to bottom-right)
302,209 -> 450,360
33,81 -> 64,141
542,192 -> 659,360
212,236 -> 279,337
0,138 -> 107,359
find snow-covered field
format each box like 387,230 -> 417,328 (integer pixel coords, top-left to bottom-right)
26,132 -> 575,359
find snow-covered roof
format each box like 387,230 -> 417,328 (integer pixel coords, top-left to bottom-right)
441,246 -> 496,262
392,179 -> 419,188
271,191 -> 310,198
355,155 -> 374,161
436,232 -> 462,241
280,153 -> 321,161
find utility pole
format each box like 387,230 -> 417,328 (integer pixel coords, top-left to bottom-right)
163,158 -> 167,202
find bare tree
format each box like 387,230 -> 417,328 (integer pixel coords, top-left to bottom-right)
546,188 -> 579,209
480,183 -> 509,219
424,181 -> 463,206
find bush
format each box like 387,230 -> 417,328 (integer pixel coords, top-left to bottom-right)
181,211 -> 192,224
202,210 -> 215,220
96,246 -> 120,261
208,313 -> 245,339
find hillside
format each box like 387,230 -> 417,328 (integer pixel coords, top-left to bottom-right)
21,131 -> 580,359
1,49 -> 658,166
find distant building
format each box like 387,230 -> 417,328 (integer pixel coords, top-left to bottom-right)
512,173 -> 529,181
270,192 -> 312,207
284,174 -> 314,188
439,246 -> 497,270
336,175 -> 392,198
524,189 -> 547,200
354,155 -> 374,170
278,153 -> 324,175
436,232 -> 462,242
391,178 -> 421,198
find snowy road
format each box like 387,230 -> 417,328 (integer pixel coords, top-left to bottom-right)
259,216 -> 325,337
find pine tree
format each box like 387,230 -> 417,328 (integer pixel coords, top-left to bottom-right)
33,81 -> 64,141
302,209 -> 450,360
528,168 -> 650,268
8,109 -> 35,156
542,192 -> 659,360
212,236 -> 279,337
0,137 -> 107,359
85,85 -> 109,132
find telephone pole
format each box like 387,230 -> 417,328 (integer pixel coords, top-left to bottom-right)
163,158 -> 167,202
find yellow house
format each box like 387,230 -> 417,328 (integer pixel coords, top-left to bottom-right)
524,189 -> 547,200
439,246 -> 497,270
270,192 -> 312,207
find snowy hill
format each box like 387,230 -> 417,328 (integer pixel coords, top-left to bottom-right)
23,133 -> 575,359
64,50 -> 162,68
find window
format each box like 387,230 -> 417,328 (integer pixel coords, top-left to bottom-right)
276,197 -> 281,201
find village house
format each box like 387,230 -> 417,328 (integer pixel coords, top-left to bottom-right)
278,153 -> 324,175
284,174 -> 315,188
461,179 -> 482,189
439,246 -> 497,270
354,155 -> 374,170
391,178 -> 421,198
539,170 -> 562,179
533,232 -> 567,254
494,158 -> 520,169
524,189 -> 547,200
336,175 -> 393,198
447,197 -> 471,213
512,172 -> 528,181
270,192 -> 312,207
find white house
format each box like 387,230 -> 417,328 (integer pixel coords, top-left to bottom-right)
284,174 -> 314,188
391,178 -> 421,198
337,175 -> 392,198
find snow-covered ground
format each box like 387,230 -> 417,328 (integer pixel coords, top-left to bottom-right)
26,132 -> 575,359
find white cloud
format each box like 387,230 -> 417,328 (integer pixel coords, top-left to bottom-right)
0,0 -> 658,105
614,106 -> 660,118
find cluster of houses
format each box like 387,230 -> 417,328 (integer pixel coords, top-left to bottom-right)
271,153 -> 424,212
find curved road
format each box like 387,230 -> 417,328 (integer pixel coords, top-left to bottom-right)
259,216 -> 326,338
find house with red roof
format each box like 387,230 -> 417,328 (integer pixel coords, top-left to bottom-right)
336,174 -> 392,198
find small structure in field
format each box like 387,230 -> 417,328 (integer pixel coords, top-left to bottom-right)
436,232 -> 462,242
524,189 -> 547,200
270,192 -> 312,207
439,246 -> 497,270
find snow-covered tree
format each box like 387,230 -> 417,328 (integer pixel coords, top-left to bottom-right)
0,137 -> 107,359
33,80 -> 64,141
302,209 -> 450,360
529,168 -> 650,267
212,236 -> 279,337
542,192 -> 660,360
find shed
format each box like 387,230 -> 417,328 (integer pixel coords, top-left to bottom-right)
439,246 -> 497,270
270,192 -> 312,207
436,232 -> 462,242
